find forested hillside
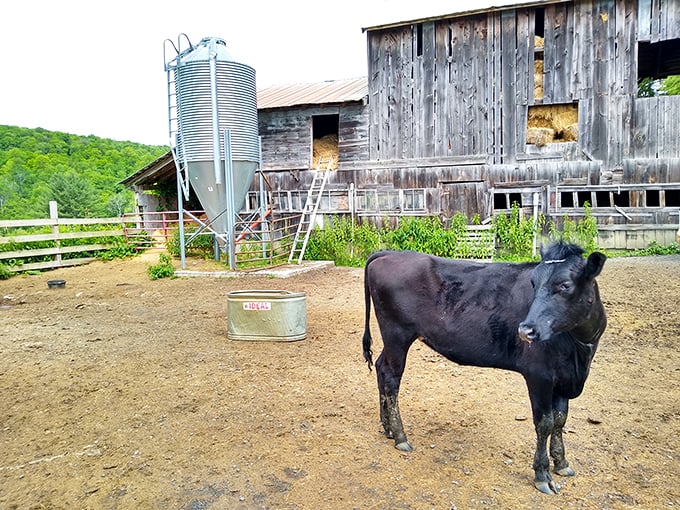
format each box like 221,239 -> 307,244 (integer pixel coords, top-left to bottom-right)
0,125 -> 168,219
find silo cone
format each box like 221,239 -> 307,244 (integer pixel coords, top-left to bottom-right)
171,37 -> 259,236
188,160 -> 258,234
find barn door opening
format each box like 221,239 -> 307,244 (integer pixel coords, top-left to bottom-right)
312,114 -> 339,170
439,181 -> 490,221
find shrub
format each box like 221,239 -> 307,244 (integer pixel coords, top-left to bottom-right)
147,253 -> 175,280
98,239 -> 138,261
166,227 -> 215,259
547,202 -> 598,253
305,216 -> 380,267
0,263 -> 11,280
494,202 -> 542,260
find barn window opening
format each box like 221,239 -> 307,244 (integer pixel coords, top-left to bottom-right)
415,23 -> 423,57
527,103 -> 578,145
576,192 -> 591,208
494,193 -> 507,210
638,39 -> 680,96
595,191 -> 611,207
613,190 -> 630,207
447,27 -> 453,58
561,192 -> 574,208
379,190 -> 401,211
646,189 -> 660,207
312,114 -> 339,170
533,8 -> 545,101
494,192 -> 523,210
666,189 -> 680,207
534,7 -> 545,38
403,189 -> 426,212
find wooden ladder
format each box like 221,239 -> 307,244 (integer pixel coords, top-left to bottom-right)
288,157 -> 333,264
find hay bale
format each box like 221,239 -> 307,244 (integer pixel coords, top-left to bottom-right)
526,127 -> 555,146
528,104 -> 577,133
551,105 -> 578,133
535,36 -> 544,48
312,134 -> 338,170
533,59 -> 544,100
562,123 -> 579,141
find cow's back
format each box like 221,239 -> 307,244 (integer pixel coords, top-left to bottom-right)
366,251 -> 536,369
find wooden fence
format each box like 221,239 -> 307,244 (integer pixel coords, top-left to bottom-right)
0,202 -> 125,273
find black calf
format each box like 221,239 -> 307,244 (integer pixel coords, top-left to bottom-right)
362,242 -> 607,494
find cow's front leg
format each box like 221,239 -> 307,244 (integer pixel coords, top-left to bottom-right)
550,397 -> 575,477
527,382 -> 560,494
532,413 -> 559,494
375,352 -> 412,451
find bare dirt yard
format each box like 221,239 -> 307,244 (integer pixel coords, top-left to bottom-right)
0,251 -> 678,510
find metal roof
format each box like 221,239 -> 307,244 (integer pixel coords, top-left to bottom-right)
257,77 -> 368,109
120,151 -> 175,187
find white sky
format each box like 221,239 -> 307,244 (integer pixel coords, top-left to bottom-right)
1,0 -> 512,146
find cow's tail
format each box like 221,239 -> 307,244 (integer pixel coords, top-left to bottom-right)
363,251 -> 388,371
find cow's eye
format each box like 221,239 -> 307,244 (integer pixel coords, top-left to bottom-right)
558,282 -> 572,294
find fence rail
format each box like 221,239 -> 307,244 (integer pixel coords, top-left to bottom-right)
0,202 -> 127,273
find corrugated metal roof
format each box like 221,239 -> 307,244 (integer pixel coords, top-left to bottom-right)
257,77 -> 368,109
120,151 -> 174,186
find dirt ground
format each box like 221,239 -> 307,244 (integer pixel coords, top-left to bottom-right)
0,250 -> 678,510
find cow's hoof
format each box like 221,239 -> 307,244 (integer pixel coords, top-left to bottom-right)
535,480 -> 560,494
555,466 -> 575,477
395,441 -> 413,452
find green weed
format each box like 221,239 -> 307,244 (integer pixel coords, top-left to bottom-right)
147,253 -> 175,280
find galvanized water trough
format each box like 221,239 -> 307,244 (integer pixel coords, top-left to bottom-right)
227,290 -> 307,342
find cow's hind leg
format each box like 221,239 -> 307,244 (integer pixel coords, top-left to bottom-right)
375,344 -> 412,451
550,397 -> 575,477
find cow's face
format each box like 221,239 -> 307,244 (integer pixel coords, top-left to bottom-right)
518,250 -> 606,343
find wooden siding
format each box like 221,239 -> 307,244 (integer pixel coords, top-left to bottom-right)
633,96 -> 680,159
638,0 -> 680,41
258,103 -> 368,171
251,0 -> 680,237
365,0 -> 653,170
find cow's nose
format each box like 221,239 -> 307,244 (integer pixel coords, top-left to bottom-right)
518,322 -> 537,343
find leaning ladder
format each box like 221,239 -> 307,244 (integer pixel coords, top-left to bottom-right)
288,157 -> 333,264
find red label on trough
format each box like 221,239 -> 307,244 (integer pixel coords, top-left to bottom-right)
242,301 -> 272,311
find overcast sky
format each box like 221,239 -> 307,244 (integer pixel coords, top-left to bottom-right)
1,0 -> 513,146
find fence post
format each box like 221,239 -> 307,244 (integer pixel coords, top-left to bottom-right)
163,212 -> 168,244
49,201 -> 61,264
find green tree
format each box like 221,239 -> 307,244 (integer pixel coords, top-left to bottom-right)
48,171 -> 99,218
638,75 -> 680,97
660,75 -> 680,95
638,77 -> 657,97
105,192 -> 132,217
0,125 -> 167,219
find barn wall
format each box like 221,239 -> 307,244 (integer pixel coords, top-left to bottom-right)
258,103 -> 369,172
363,0 -> 680,173
638,0 -> 680,41
249,0 -> 680,244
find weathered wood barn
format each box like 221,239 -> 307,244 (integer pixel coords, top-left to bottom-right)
347,0 -> 680,248
125,0 -> 680,249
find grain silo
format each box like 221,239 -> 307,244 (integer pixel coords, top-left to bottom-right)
165,35 -> 260,268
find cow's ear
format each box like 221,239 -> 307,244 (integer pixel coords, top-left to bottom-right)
583,251 -> 606,279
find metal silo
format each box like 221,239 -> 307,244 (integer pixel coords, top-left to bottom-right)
165,35 -> 260,268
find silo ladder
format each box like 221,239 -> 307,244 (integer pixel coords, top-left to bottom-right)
288,158 -> 333,264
